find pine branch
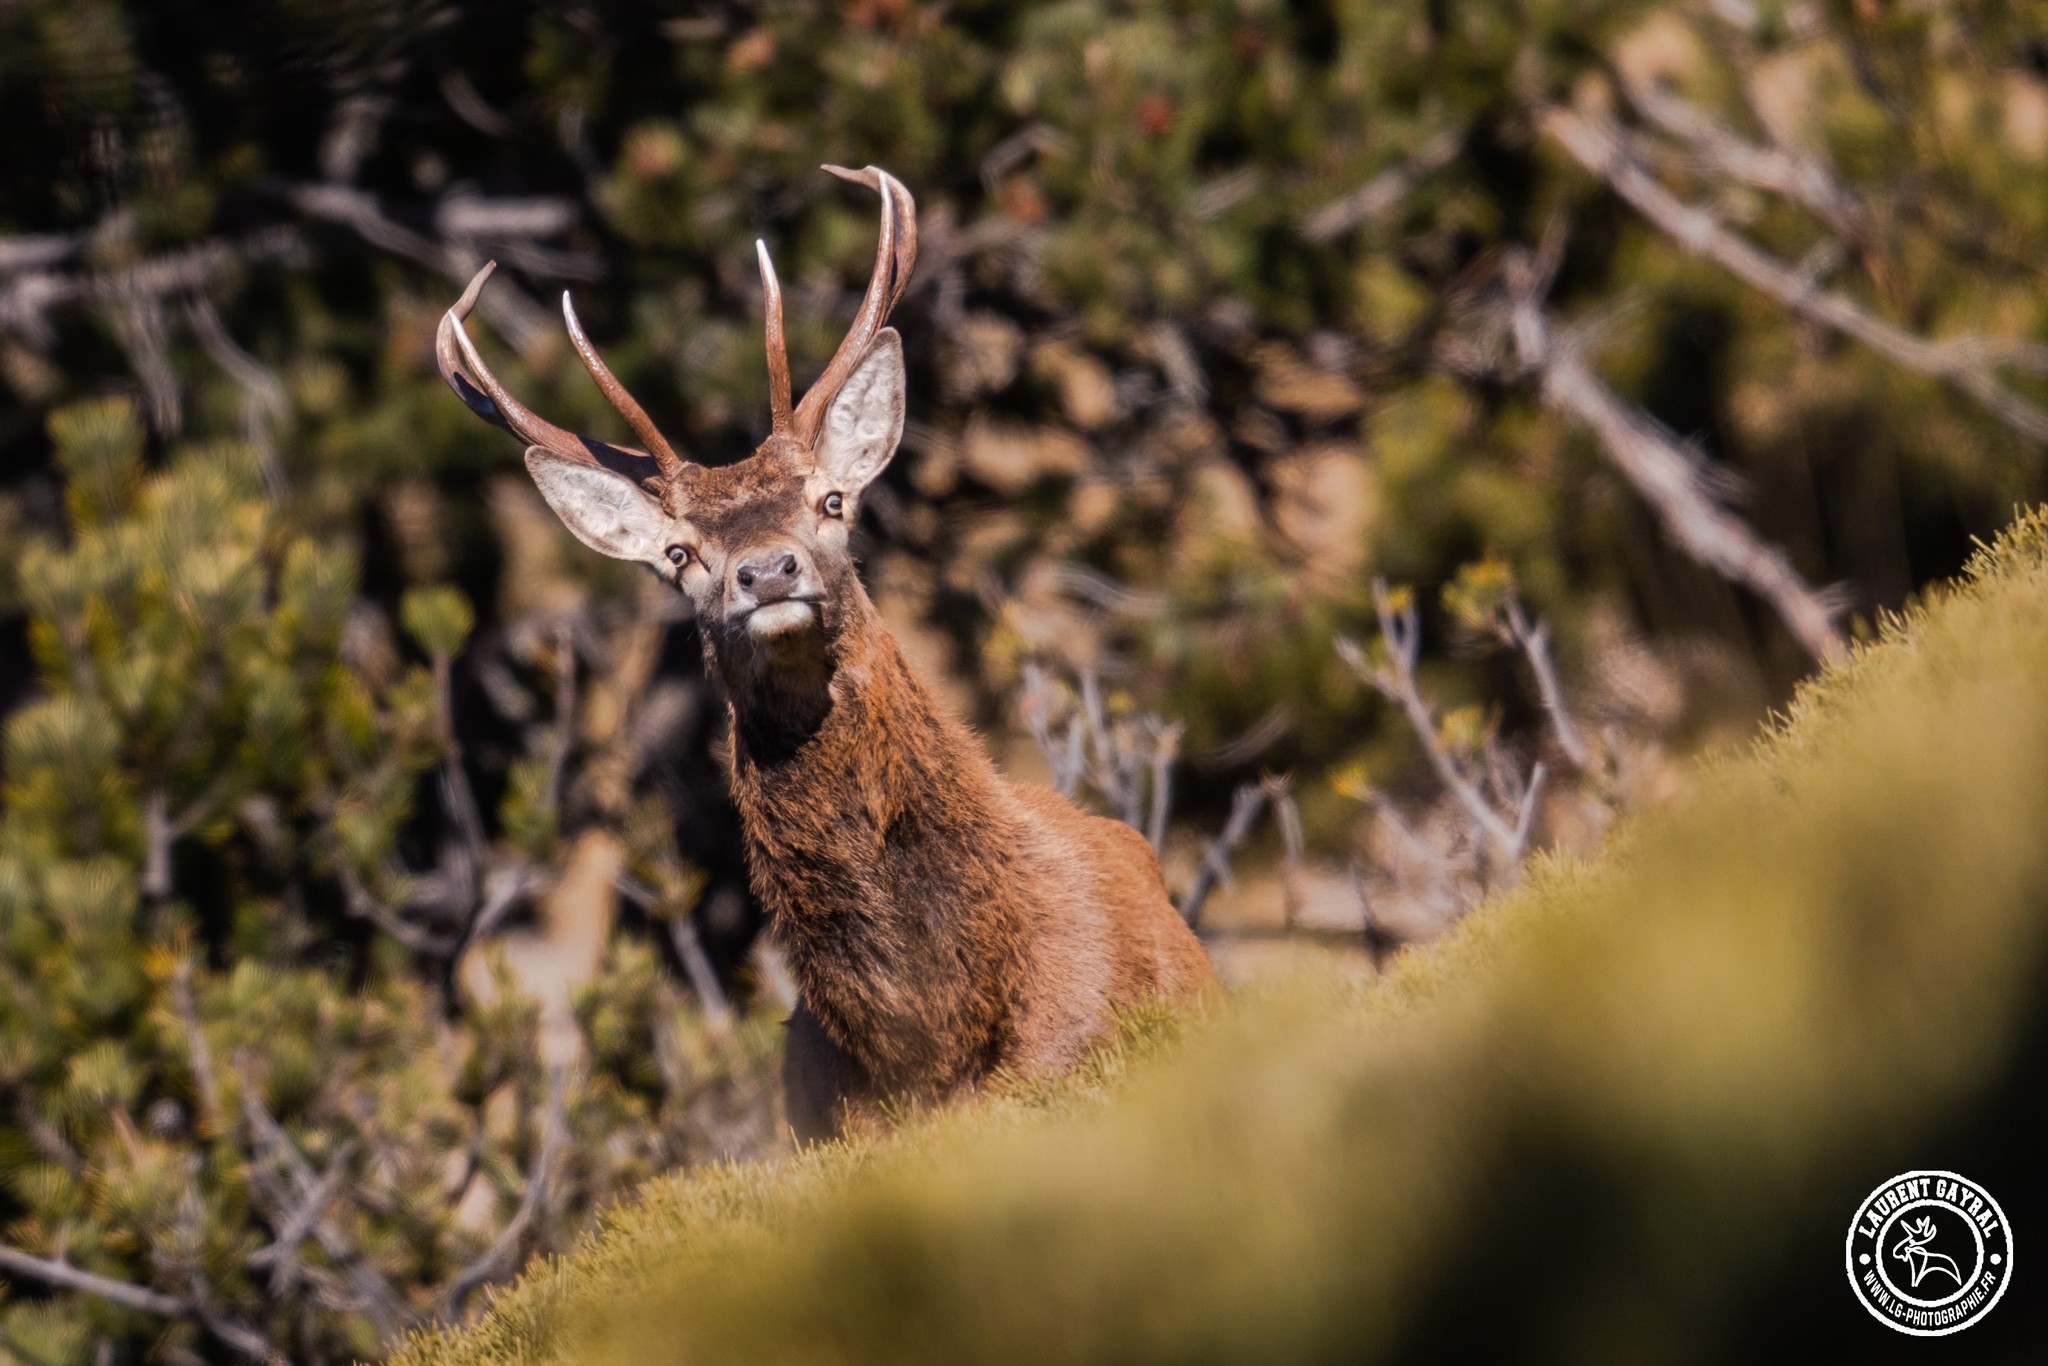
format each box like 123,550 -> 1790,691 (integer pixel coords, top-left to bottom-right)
435,1074 -> 567,1321
238,1089 -> 414,1339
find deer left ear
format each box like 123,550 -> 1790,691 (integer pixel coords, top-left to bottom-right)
811,329 -> 905,495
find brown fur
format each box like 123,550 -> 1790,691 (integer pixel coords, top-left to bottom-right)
441,171 -> 1214,1143
713,532 -> 1215,1139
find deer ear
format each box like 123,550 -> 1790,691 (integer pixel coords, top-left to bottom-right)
524,447 -> 670,562
812,329 -> 905,495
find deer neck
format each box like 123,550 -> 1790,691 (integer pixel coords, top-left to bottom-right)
715,594 -> 1024,1086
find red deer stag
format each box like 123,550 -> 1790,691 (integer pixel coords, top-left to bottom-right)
437,165 -> 1215,1140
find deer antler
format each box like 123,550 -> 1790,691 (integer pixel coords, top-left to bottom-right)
560,290 -> 686,477
756,165 -> 918,448
437,261 -> 684,492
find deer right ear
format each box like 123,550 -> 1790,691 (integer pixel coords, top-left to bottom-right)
811,330 -> 906,496
523,447 -> 671,562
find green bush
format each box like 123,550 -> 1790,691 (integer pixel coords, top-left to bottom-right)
399,508 -> 2048,1364
0,406 -> 782,1365
7,0 -> 2048,816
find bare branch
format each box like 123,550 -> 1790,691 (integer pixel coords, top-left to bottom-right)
143,790 -> 175,904
1510,761 -> 1548,862
1265,775 -> 1306,928
428,650 -> 490,873
1145,723 -> 1181,856
1196,704 -> 1292,768
615,874 -> 733,1028
99,288 -> 181,432
247,1140 -> 356,1285
1621,82 -> 1865,240
1501,283 -> 1846,661
15,1097 -> 82,1176
1050,565 -> 1170,618
185,294 -> 289,496
0,234 -> 80,275
170,959 -> 223,1132
1303,128 -> 1465,243
1341,583 -> 1521,859
464,862 -> 546,949
168,1198 -> 286,1365
1076,671 -> 1137,824
436,1072 -> 567,1321
669,916 -> 733,1030
0,230 -> 302,349
1179,782 -> 1272,929
440,72 -> 514,138
0,1243 -> 190,1318
1499,600 -> 1590,770
238,1088 -> 412,1339
752,940 -> 800,1013
1540,106 -> 2048,441
335,859 -> 459,957
279,183 -> 565,355
1348,860 -> 1402,973
0,1238 -> 279,1365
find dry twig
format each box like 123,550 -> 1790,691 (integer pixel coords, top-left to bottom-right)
1179,782 -> 1272,929
1498,255 -> 1846,661
1302,128 -> 1465,243
1541,106 -> 2048,443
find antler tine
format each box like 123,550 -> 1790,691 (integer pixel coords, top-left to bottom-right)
788,164 -> 918,447
437,263 -> 665,488
756,240 -> 793,434
561,290 -> 687,483
436,262 -> 515,432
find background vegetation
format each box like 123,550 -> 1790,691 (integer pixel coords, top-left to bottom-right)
2,0 -> 2047,1360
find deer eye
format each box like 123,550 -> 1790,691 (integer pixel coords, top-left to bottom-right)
821,492 -> 845,519
666,545 -> 692,567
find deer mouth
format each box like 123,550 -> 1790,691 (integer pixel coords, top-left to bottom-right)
742,598 -> 822,638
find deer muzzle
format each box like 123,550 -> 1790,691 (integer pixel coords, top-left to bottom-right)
729,546 -> 823,637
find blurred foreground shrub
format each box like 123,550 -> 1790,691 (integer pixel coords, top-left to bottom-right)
398,508 -> 2048,1364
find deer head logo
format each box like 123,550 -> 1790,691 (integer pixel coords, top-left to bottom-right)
1891,1216 -> 1964,1290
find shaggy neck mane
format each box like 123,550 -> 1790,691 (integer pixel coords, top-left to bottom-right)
716,598 -> 1025,1089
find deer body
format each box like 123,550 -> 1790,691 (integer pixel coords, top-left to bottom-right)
438,166 -> 1214,1140
730,601 -> 1211,1133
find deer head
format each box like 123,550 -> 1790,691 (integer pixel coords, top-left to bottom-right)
438,165 -> 917,687
1894,1216 -> 1939,1255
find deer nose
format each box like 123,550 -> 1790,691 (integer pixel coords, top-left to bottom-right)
733,549 -> 804,604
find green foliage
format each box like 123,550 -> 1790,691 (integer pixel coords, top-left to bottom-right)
400,509 -> 2048,1364
0,407 -> 782,1364
401,586 -> 475,662
7,0 -> 2046,821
